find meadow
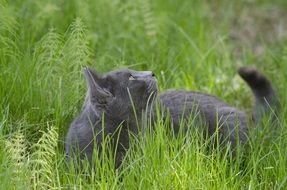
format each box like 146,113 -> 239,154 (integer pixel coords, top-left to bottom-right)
0,0 -> 287,189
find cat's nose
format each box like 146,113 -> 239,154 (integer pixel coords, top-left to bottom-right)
145,71 -> 156,77
134,71 -> 155,78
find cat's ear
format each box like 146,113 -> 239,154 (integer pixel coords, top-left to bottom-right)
83,67 -> 113,106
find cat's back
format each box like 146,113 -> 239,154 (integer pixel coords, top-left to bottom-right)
159,90 -> 229,110
158,90 -> 247,141
159,89 -> 246,119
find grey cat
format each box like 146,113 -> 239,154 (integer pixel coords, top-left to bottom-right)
65,66 -> 278,167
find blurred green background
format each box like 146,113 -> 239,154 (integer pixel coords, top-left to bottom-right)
0,0 -> 286,189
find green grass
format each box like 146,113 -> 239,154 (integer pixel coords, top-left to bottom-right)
1,0 -> 287,189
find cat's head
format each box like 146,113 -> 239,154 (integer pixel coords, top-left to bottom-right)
83,67 -> 158,120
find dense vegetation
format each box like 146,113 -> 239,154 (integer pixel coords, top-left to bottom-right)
0,0 -> 286,189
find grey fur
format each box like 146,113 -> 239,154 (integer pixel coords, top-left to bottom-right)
155,90 -> 248,149
65,66 -> 278,167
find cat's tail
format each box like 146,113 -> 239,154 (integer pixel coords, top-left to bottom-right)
238,67 -> 279,123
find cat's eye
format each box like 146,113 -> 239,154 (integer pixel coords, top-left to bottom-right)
129,75 -> 135,80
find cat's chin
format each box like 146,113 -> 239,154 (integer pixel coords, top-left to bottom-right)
146,78 -> 158,101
